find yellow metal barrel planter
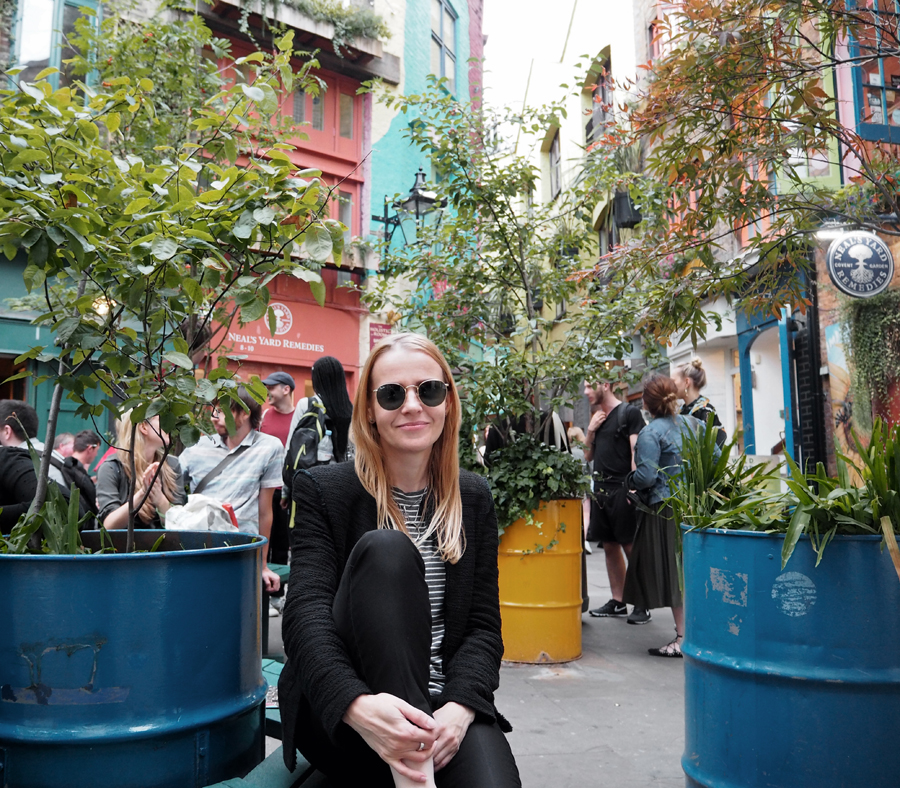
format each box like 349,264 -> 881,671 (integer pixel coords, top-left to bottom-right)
498,499 -> 583,663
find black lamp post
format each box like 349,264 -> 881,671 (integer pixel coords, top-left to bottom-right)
372,168 -> 445,247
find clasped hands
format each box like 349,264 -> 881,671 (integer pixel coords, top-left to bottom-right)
343,693 -> 475,781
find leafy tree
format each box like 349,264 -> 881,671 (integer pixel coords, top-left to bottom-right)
595,0 -> 900,342
0,6 -> 343,549
367,82 -> 659,523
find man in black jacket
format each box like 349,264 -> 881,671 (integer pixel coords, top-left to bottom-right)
0,400 -> 41,534
57,430 -> 101,516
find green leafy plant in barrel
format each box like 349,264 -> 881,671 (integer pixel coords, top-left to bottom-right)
0,2 -> 344,552
670,416 -> 900,580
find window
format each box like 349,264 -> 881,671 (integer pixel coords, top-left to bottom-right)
648,22 -> 661,62
15,0 -> 100,88
430,0 -> 457,94
338,191 -> 353,243
549,130 -> 561,200
852,0 -> 900,142
312,94 -> 325,131
339,93 -> 354,139
585,60 -> 612,146
293,88 -> 306,124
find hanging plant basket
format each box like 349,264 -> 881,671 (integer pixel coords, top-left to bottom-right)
614,189 -> 643,229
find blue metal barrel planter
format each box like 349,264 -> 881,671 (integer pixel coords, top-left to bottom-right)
0,530 -> 267,788
681,528 -> 900,788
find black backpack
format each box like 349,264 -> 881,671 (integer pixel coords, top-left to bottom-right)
47,453 -> 96,524
282,397 -> 330,490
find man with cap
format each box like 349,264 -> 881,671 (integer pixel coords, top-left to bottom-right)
259,371 -> 295,604
260,371 -> 296,448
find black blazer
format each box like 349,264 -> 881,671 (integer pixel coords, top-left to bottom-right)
278,463 -> 509,770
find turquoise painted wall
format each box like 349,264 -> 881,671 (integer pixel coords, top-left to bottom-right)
0,253 -> 105,442
369,0 -> 471,252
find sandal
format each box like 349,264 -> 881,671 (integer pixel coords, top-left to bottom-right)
648,634 -> 683,658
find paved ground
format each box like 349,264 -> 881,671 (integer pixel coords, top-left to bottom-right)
266,548 -> 687,787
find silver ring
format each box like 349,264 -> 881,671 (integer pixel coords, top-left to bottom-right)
417,742 -> 425,752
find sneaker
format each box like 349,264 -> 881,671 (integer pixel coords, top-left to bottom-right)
588,599 -> 628,617
627,607 -> 652,625
268,604 -> 280,617
583,540 -> 593,555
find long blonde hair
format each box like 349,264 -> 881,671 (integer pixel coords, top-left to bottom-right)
352,333 -> 465,564
115,410 -> 177,523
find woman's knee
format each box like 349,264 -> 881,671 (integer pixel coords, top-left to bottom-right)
437,721 -> 521,788
350,529 -> 424,581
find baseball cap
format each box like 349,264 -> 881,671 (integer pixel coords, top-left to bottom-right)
262,371 -> 295,390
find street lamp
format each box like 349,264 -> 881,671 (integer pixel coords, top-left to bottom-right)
372,168 -> 445,247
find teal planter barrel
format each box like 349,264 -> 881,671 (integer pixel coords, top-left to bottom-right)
0,531 -> 267,788
681,528 -> 900,788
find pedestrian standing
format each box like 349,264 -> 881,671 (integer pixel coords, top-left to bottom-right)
260,370 -> 296,571
178,386 -> 283,593
672,357 -> 726,446
582,379 -> 650,624
60,430 -> 101,515
623,374 -> 707,658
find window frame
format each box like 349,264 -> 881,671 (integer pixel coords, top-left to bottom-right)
585,59 -> 612,147
549,129 -> 561,200
13,0 -> 101,90
849,0 -> 900,143
430,0 -> 458,95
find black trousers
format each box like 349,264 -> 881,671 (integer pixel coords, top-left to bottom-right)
294,529 -> 521,788
268,489 -> 290,568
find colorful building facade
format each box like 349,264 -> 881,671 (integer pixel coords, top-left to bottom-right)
1,0 -> 483,433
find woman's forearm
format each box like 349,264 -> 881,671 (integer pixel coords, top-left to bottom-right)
101,491 -> 147,529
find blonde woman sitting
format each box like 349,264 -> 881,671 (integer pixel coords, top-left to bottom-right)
96,411 -> 184,529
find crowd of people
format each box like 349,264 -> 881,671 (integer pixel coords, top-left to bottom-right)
0,337 -> 724,786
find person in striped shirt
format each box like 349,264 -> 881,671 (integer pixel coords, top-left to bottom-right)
279,333 -> 520,788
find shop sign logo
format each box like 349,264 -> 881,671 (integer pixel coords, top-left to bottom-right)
270,302 -> 293,335
826,231 -> 894,298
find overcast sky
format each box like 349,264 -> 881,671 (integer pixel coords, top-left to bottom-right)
482,0 -> 578,110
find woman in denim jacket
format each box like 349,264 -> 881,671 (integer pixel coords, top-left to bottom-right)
623,374 -> 703,658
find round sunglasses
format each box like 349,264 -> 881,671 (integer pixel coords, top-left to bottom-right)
373,380 -> 450,411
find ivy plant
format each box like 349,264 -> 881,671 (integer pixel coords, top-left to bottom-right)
478,432 -> 590,536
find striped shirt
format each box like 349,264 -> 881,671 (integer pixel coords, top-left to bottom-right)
179,430 -> 284,535
393,487 -> 447,694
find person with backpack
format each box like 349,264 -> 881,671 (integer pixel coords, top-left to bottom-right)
282,356 -> 353,510
0,400 -> 91,532
260,371 -> 297,574
582,377 -> 651,625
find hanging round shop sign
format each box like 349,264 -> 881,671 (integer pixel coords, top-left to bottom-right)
826,231 -> 894,298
